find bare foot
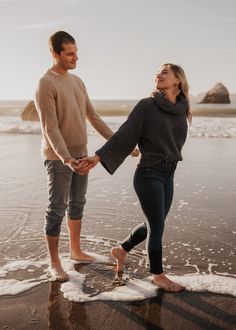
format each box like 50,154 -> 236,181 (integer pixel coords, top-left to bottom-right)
70,251 -> 95,263
112,271 -> 126,287
48,264 -> 69,282
111,246 -> 127,272
152,273 -> 185,293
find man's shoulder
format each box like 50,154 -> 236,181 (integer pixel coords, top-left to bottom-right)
69,73 -> 85,86
38,70 -> 55,88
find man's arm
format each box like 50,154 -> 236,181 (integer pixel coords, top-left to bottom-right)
35,79 -> 72,164
84,86 -> 113,140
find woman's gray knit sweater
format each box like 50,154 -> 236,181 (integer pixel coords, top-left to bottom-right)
96,92 -> 189,174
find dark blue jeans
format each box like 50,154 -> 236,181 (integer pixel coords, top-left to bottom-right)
121,160 -> 177,274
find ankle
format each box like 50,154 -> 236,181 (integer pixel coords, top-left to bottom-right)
51,259 -> 62,268
118,246 -> 127,255
70,248 -> 82,255
153,273 -> 165,281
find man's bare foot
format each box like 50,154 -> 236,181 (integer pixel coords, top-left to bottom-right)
48,264 -> 69,282
70,251 -> 95,263
152,273 -> 185,293
111,246 -> 127,272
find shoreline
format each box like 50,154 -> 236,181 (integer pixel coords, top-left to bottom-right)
97,107 -> 236,117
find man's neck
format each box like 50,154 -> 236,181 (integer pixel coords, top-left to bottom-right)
51,64 -> 68,76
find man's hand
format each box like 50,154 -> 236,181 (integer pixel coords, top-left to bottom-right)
64,157 -> 81,172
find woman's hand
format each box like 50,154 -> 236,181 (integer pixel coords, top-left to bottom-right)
130,148 -> 140,157
76,154 -> 100,175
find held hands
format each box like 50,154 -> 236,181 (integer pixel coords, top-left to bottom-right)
64,155 -> 100,175
65,148 -> 139,175
64,157 -> 81,172
77,155 -> 100,175
76,148 -> 139,174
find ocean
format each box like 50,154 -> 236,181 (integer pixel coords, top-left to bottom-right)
1,100 -> 236,137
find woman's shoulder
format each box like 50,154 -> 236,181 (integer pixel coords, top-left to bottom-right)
135,97 -> 155,109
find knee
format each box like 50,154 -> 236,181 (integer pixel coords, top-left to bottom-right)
139,224 -> 148,239
45,206 -> 66,236
147,229 -> 163,250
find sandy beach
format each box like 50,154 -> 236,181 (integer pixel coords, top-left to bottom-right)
0,118 -> 236,329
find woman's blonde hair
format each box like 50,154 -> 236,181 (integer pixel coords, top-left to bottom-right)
161,63 -> 192,123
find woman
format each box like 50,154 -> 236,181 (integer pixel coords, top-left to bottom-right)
79,63 -> 191,293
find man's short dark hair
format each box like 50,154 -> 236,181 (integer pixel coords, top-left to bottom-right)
49,31 -> 75,54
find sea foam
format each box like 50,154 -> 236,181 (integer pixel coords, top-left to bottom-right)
1,255 -> 236,301
0,117 -> 41,134
60,274 -> 236,302
1,116 -> 236,137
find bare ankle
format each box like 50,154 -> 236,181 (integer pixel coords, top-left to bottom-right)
118,246 -> 127,255
51,259 -> 62,268
70,251 -> 95,261
153,272 -> 164,280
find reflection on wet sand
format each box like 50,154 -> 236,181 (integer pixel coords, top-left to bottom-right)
48,282 -> 91,330
46,280 -> 236,330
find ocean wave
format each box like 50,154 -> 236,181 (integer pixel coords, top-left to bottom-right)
0,117 -> 41,134
188,117 -> 236,138
1,116 -> 236,138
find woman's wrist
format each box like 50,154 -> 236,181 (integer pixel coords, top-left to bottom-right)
94,154 -> 100,162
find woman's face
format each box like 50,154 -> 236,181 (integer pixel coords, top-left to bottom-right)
155,65 -> 180,91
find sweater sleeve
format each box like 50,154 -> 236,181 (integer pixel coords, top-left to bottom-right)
84,85 -> 113,140
35,79 -> 71,162
95,100 -> 145,174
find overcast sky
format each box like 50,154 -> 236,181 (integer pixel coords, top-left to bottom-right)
0,0 -> 235,100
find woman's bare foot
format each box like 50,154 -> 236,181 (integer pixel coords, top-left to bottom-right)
70,251 -> 95,263
152,273 -> 185,293
48,263 -> 69,282
111,246 -> 127,272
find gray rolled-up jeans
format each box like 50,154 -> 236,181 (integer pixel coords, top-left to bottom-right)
44,160 -> 88,236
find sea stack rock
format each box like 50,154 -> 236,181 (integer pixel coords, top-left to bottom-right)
200,83 -> 230,104
21,101 -> 39,121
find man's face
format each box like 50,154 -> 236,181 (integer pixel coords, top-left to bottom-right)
54,42 -> 78,71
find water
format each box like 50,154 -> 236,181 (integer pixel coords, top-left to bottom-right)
1,113 -> 236,138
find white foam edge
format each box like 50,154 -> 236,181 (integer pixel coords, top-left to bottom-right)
1,254 -> 236,300
0,275 -> 48,296
0,253 -> 108,296
61,273 -> 236,302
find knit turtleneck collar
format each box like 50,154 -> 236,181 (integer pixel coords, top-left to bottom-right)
152,91 -> 188,116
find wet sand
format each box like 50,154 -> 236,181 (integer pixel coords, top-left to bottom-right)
0,133 -> 236,329
0,280 -> 236,330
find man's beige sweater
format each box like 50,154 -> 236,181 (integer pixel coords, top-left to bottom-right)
35,70 -> 113,162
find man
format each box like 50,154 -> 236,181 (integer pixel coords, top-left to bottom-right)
35,31 -> 114,282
